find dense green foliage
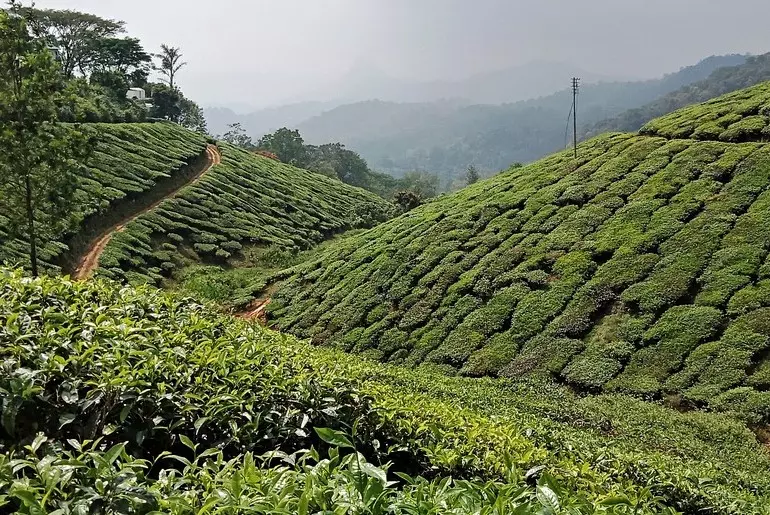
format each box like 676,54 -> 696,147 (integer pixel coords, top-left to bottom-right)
591,53 -> 770,137
16,5 -> 154,123
296,55 -> 749,186
0,123 -> 208,272
57,78 -> 148,123
3,269 -> 770,512
98,142 -> 394,297
253,127 -> 438,199
0,4 -> 94,276
14,5 -> 203,126
269,82 -> 770,424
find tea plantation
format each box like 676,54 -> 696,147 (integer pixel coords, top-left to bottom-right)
4,269 -> 770,513
0,123 -> 209,273
96,142 -> 394,290
641,81 -> 770,141
268,81 -> 770,424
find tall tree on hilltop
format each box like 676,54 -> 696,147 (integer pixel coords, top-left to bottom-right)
90,37 -> 151,97
148,82 -> 206,133
155,44 -> 186,89
0,2 -> 92,276
19,6 -> 124,79
257,128 -> 309,167
221,122 -> 255,149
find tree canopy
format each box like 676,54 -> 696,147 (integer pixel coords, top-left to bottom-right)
257,128 -> 309,167
155,44 -> 186,90
21,7 -> 125,79
148,82 -> 206,133
0,2 -> 92,276
465,165 -> 480,186
220,122 -> 256,149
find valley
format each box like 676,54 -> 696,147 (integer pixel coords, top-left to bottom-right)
4,2 -> 770,513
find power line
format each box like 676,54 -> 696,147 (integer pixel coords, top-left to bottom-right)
564,100 -> 574,150
572,77 -> 580,158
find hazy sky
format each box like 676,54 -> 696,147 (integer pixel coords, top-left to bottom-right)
32,0 -> 770,108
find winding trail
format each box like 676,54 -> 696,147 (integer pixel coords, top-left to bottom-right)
73,144 -> 221,280
238,283 -> 280,324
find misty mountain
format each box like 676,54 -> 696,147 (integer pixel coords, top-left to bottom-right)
297,54 -> 748,186
205,101 -> 338,140
295,60 -> 621,105
204,61 -> 620,137
589,53 -> 770,136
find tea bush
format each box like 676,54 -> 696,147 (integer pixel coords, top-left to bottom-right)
98,143 -> 394,287
2,269 -> 770,512
0,123 -> 208,273
269,83 -> 770,422
641,81 -> 770,141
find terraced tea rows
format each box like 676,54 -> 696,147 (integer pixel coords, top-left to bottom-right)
268,82 -> 770,423
0,123 -> 209,273
641,81 -> 770,141
2,269 -> 770,513
97,143 -> 394,287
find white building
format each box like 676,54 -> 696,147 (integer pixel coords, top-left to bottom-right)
126,88 -> 146,101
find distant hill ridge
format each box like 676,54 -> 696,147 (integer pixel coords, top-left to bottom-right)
206,55 -> 748,187
294,54 -> 749,184
591,53 -> 770,137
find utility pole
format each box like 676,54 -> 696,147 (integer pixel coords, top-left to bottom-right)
572,77 -> 580,158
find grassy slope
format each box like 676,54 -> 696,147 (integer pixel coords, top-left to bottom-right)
0,123 -> 209,273
97,143 -> 394,304
269,81 -> 770,423
2,269 -> 770,513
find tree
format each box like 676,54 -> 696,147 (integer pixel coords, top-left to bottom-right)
465,165 -> 480,186
89,69 -> 128,99
397,171 -> 439,199
20,7 -> 124,79
178,97 -> 207,134
221,122 -> 255,149
393,190 -> 423,213
146,82 -> 205,132
306,142 -> 371,186
155,44 -> 186,89
0,3 -> 92,276
257,128 -> 309,167
148,83 -> 182,121
90,37 -> 151,93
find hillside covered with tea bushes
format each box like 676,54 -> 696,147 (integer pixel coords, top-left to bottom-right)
0,123 -> 209,273
640,81 -> 770,141
95,142 -> 394,292
590,52 -> 770,138
268,82 -> 770,424
3,269 -> 770,513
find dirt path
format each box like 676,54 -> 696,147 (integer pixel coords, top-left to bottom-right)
240,298 -> 272,324
73,144 -> 221,280
239,283 -> 280,324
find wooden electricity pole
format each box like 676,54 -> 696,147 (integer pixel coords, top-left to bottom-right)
572,77 -> 580,158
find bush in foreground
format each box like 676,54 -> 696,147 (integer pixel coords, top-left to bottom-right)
2,270 -> 770,512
